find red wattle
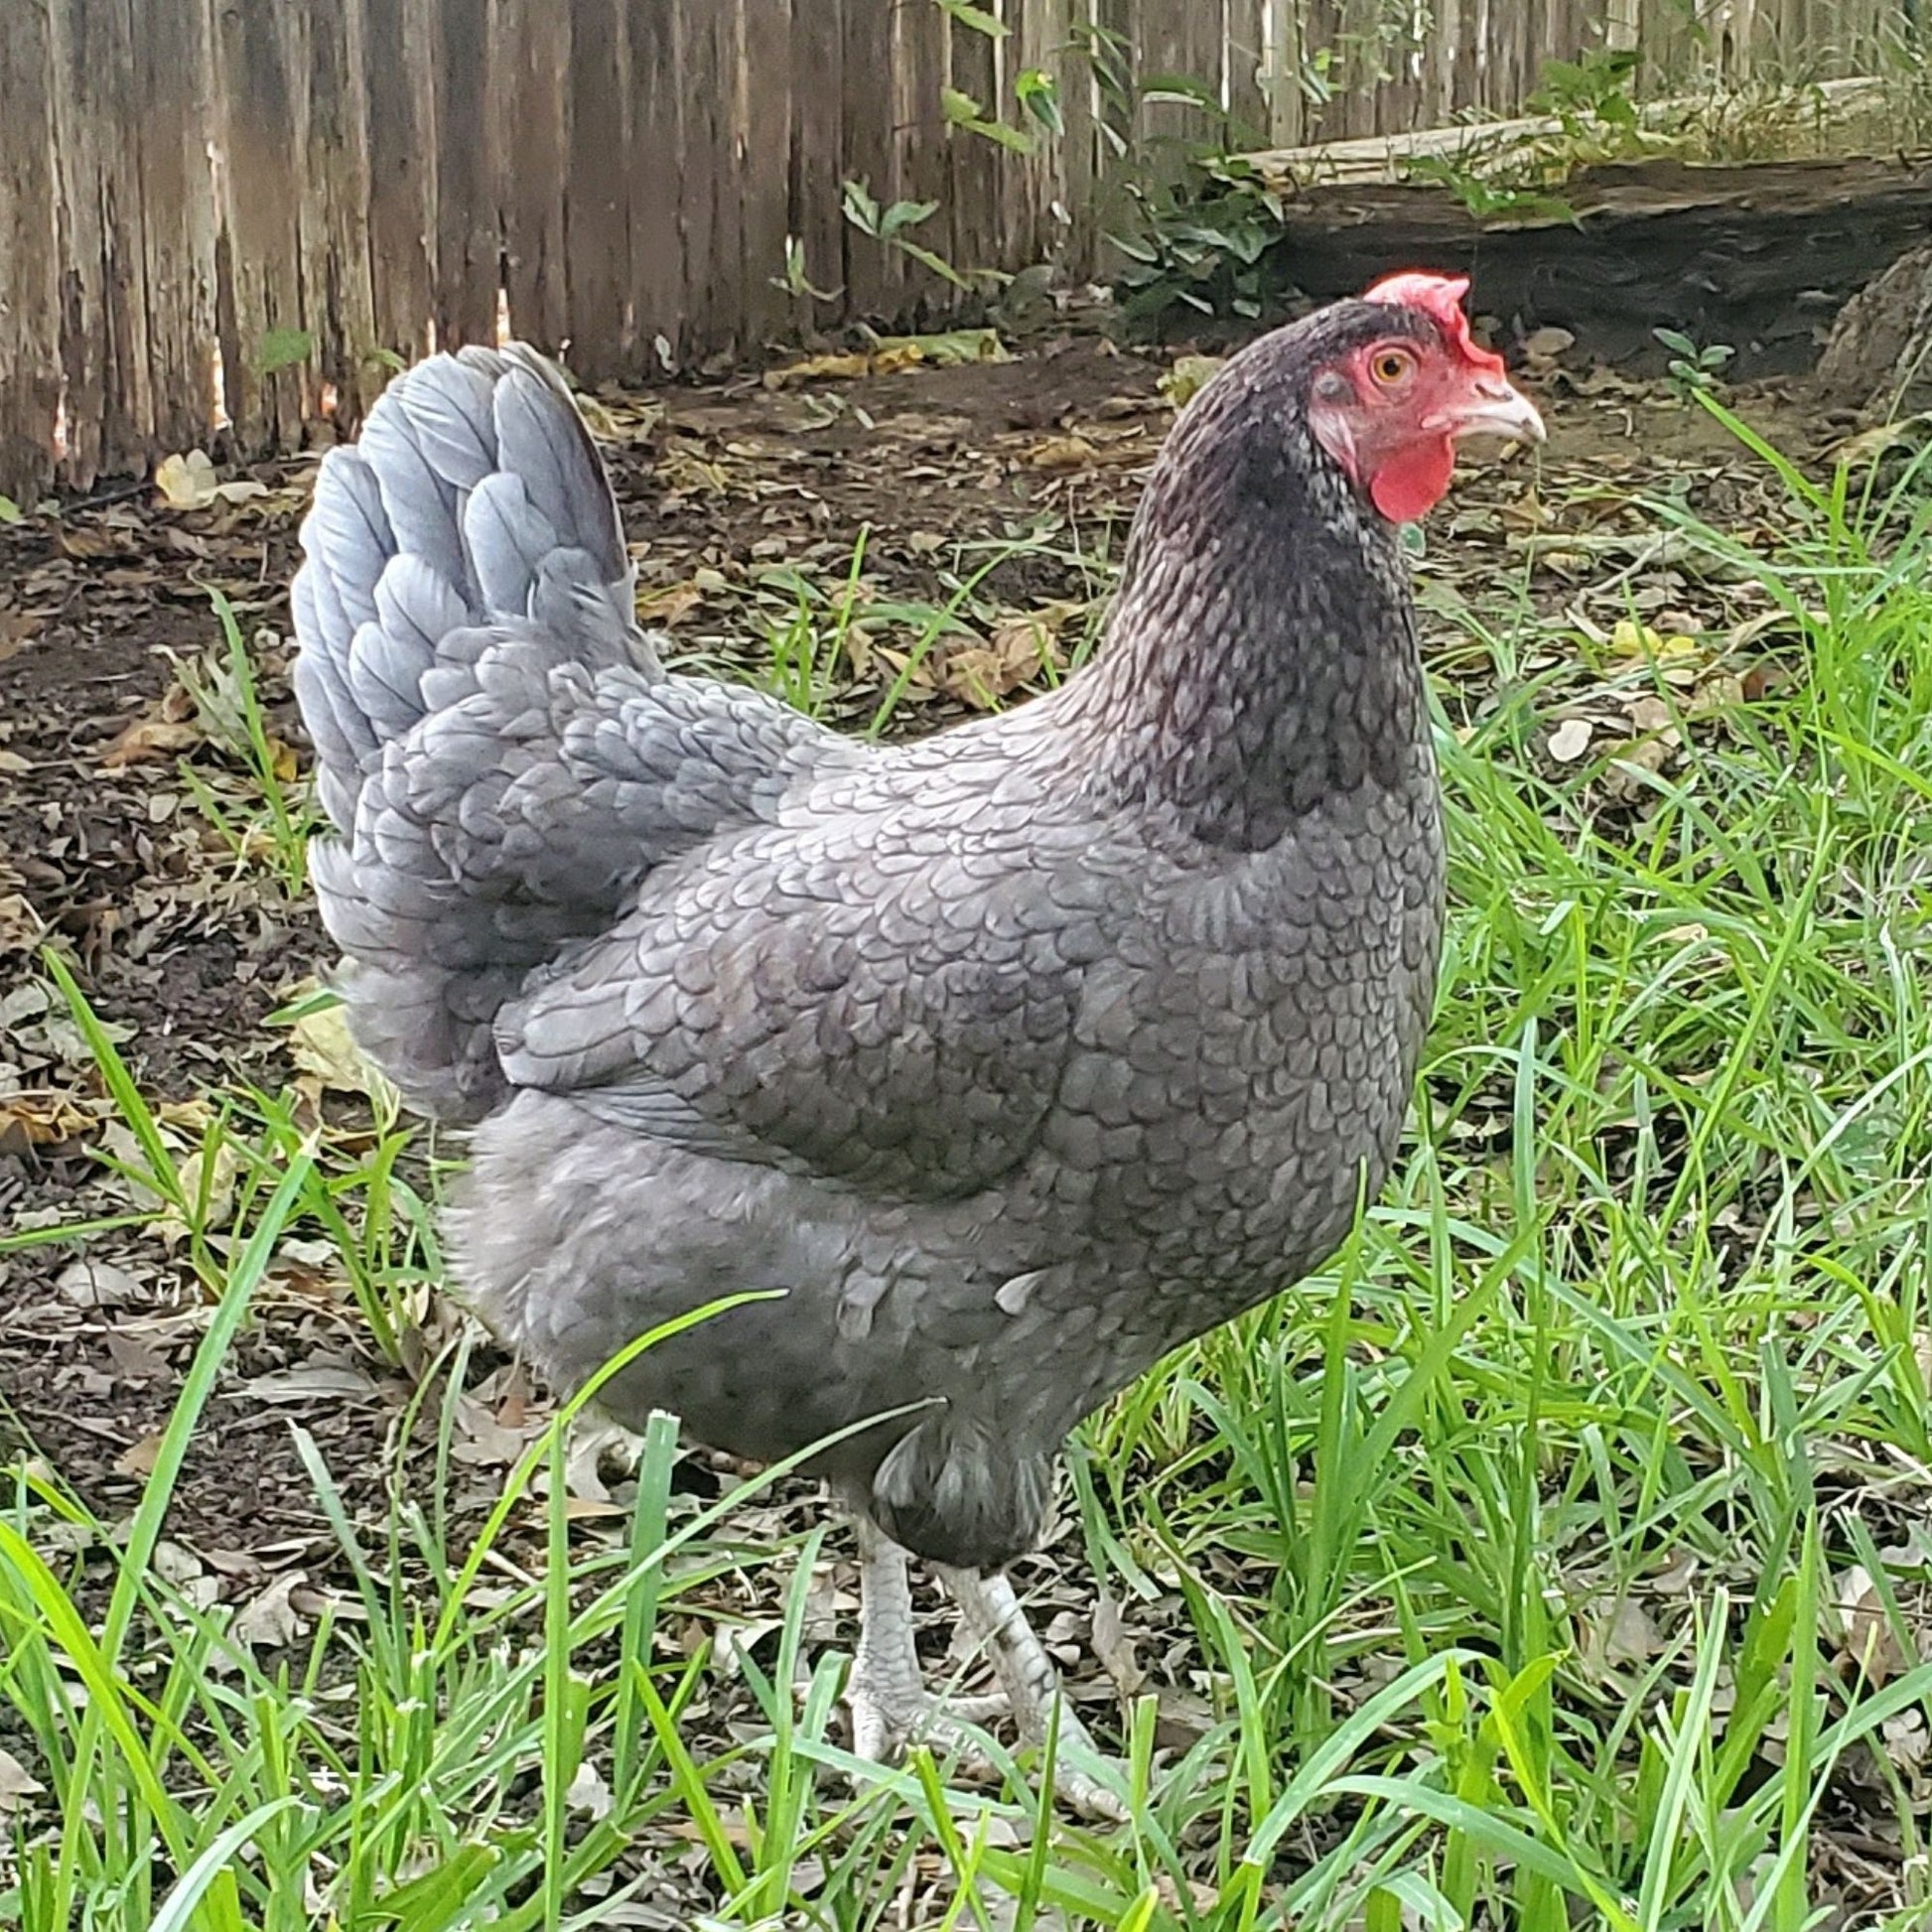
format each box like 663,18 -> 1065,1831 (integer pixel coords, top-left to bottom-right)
1369,437 -> 1455,522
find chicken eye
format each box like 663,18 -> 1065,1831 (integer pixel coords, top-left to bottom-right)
1370,348 -> 1415,387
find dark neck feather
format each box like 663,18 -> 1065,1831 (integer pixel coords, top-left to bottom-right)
1065,365 -> 1430,851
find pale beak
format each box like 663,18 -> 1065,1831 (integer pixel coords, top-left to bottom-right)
1442,376 -> 1546,446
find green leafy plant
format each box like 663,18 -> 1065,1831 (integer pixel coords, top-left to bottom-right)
769,234 -> 841,305
841,178 -> 973,292
254,327 -> 313,376
1655,325 -> 1736,397
1403,152 -> 1581,224
1528,46 -> 1642,142
1112,157 -> 1290,328
173,589 -> 321,895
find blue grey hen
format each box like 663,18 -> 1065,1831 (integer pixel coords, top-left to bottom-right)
291,275 -> 1542,1816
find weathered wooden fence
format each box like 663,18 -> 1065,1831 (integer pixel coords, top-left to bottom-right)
0,0 -> 1911,500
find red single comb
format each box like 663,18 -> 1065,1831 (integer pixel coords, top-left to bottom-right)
1361,271 -> 1504,375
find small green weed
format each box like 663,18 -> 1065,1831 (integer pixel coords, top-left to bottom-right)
1654,327 -> 1736,399
173,590 -> 320,896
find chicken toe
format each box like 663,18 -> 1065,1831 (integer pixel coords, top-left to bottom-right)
934,1564 -> 1129,1825
846,1514 -> 1008,1764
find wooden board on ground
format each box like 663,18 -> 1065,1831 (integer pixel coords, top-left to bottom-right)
1271,156 -> 1932,371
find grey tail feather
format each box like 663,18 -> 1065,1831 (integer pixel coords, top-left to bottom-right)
291,343 -> 649,836
289,343 -> 656,1120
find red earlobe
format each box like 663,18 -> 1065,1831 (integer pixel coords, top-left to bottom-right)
1369,436 -> 1455,522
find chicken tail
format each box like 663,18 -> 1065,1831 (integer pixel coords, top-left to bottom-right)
290,345 -> 657,1120
292,345 -> 645,835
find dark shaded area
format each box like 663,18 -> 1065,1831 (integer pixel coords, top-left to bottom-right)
1273,157 -> 1932,372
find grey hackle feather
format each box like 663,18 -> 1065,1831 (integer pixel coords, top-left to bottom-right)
291,309 -> 1448,1579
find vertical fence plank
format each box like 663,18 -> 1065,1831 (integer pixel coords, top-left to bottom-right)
841,0 -> 897,320
362,0 -> 436,368
679,0 -> 746,355
0,0 -> 63,500
629,0 -> 685,355
788,0 -> 845,328
741,0 -> 795,347
568,0 -> 629,379
1005,0 -> 1067,271
1262,0 -> 1304,144
944,2 -> 1000,310
211,0 -> 309,450
1089,0 -> 1141,272
1144,0 -> 1228,143
300,0 -> 380,429
896,0 -> 953,314
675,0 -> 721,353
434,0 -> 497,346
715,0 -> 749,352
48,0 -> 155,483
1296,0 -> 1339,139
137,0 -> 218,460
1225,0 -> 1270,140
1055,0 -> 1101,276
499,0 -> 570,350
1446,0 -> 1481,125
362,0 -> 435,373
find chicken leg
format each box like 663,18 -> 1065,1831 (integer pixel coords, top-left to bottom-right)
933,1562 -> 1129,1824
845,1511 -> 1009,1757
843,1507 -> 1127,1822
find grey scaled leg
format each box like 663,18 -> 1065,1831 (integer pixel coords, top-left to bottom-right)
844,1510 -> 1009,1766
934,1563 -> 1129,1824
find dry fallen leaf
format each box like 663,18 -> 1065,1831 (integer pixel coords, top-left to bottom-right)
1588,1594 -> 1659,1668
566,1758 -> 616,1821
0,1088 -> 95,1152
1024,433 -> 1098,474
1160,354 -> 1225,410
763,331 -> 1008,390
114,1429 -> 165,1478
156,1140 -> 240,1246
287,998 -> 397,1109
232,1572 -> 309,1651
1548,716 -> 1593,762
155,449 -> 270,511
100,686 -> 203,769
105,1328 -> 168,1382
938,646 -> 1033,709
56,1256 -> 145,1308
763,350 -> 874,389
634,580 -> 705,626
1091,1590 -> 1146,1698
1882,1710 -> 1930,1770
1830,1564 -> 1911,1687
239,1363 -> 381,1404
449,1394 -> 538,1468
872,329 -> 1010,368
1830,413 -> 1931,469
0,893 -> 48,953
0,1746 -> 45,1813
1609,618 -> 1700,663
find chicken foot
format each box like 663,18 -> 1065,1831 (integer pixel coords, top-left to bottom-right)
933,1562 -> 1129,1824
842,1513 -> 1125,1822
846,1513 -> 1010,1759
